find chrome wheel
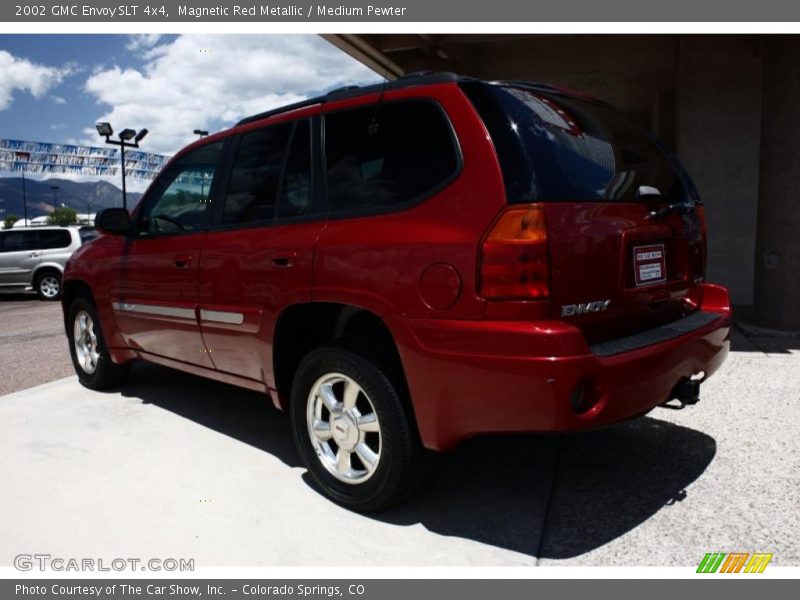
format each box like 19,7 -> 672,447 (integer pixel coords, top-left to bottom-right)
306,373 -> 382,484
73,310 -> 100,375
39,275 -> 60,299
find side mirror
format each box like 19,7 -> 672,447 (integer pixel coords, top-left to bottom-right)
95,208 -> 131,235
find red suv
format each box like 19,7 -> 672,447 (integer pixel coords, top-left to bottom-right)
62,73 -> 731,510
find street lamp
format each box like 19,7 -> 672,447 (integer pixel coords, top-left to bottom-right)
194,129 -> 209,139
50,185 -> 60,214
15,151 -> 31,227
96,122 -> 149,210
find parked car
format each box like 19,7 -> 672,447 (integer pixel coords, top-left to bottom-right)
0,225 -> 95,300
62,73 -> 731,510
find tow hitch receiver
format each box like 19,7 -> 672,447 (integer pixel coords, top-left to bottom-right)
662,374 -> 704,409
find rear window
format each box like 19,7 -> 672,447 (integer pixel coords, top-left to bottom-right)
324,100 -> 459,213
462,82 -> 686,204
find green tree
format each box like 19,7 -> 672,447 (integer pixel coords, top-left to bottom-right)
47,207 -> 78,226
3,213 -> 19,229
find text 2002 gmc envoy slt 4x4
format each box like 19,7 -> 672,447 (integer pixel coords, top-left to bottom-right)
62,73 -> 731,510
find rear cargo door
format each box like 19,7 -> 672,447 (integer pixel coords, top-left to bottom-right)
462,83 -> 706,343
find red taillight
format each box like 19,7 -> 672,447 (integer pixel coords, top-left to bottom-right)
479,204 -> 550,300
695,204 -> 708,236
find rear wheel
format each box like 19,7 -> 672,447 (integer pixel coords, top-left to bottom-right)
67,297 -> 129,389
290,345 -> 425,511
35,270 -> 61,301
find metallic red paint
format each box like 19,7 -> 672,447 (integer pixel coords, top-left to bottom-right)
63,80 -> 731,452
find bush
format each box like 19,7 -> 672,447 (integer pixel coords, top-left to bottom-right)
47,207 -> 78,226
3,213 -> 19,229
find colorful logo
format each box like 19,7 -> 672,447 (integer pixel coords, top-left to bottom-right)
697,552 -> 773,573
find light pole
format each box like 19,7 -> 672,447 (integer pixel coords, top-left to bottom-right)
194,129 -> 208,139
50,185 -> 60,214
96,122 -> 148,210
15,151 -> 30,227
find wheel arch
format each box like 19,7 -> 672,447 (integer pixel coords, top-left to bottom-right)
272,302 -> 414,418
61,278 -> 97,328
31,263 -> 64,284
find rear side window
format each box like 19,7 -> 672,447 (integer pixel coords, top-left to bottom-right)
462,83 -> 685,204
38,229 -> 72,249
222,119 -> 314,225
324,101 -> 458,213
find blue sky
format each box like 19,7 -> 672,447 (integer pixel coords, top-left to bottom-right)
0,34 -> 378,187
0,35 -> 159,145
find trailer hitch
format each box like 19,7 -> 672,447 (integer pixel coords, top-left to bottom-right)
661,373 -> 704,409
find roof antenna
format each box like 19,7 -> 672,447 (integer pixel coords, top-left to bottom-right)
368,58 -> 392,136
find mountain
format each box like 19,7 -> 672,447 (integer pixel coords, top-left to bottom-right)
0,177 -> 143,218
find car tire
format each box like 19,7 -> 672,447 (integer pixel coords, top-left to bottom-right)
35,270 -> 62,301
290,344 -> 425,511
67,297 -> 129,390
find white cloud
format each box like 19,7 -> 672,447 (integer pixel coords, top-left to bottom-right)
126,34 -> 164,53
52,95 -> 67,105
0,50 -> 70,111
83,35 -> 380,155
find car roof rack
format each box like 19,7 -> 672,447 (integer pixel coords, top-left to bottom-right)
236,72 -> 464,126
235,72 -> 605,127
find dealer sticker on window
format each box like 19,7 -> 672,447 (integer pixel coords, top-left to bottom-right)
633,244 -> 667,286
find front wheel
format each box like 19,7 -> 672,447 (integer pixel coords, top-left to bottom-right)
67,297 -> 129,389
290,345 -> 425,511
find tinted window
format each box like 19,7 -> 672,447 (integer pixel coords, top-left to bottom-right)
223,123 -> 292,225
462,83 -> 685,204
0,231 -> 35,252
325,101 -> 458,213
38,229 -> 72,249
140,141 -> 223,235
278,120 -> 313,219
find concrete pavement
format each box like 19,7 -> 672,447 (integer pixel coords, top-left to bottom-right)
0,327 -> 797,566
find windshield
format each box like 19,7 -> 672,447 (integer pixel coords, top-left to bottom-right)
462,82 -> 691,204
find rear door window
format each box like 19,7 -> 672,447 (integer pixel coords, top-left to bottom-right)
461,82 -> 686,204
223,122 -> 293,225
38,229 -> 72,249
221,119 -> 315,225
324,101 -> 459,214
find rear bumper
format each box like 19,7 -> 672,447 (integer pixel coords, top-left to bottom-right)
389,283 -> 731,451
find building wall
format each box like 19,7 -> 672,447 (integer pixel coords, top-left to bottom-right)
676,36 -> 763,306
468,35 -> 678,131
755,37 -> 800,328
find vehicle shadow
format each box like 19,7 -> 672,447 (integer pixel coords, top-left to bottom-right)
118,361 -> 716,560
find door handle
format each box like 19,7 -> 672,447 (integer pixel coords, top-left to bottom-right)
271,252 -> 296,268
27,251 -> 40,258
174,254 -> 193,268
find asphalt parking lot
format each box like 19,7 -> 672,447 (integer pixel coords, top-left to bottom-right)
1,296 -> 798,566
0,293 -> 74,396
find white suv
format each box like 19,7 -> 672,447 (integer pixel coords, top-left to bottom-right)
0,226 -> 96,300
